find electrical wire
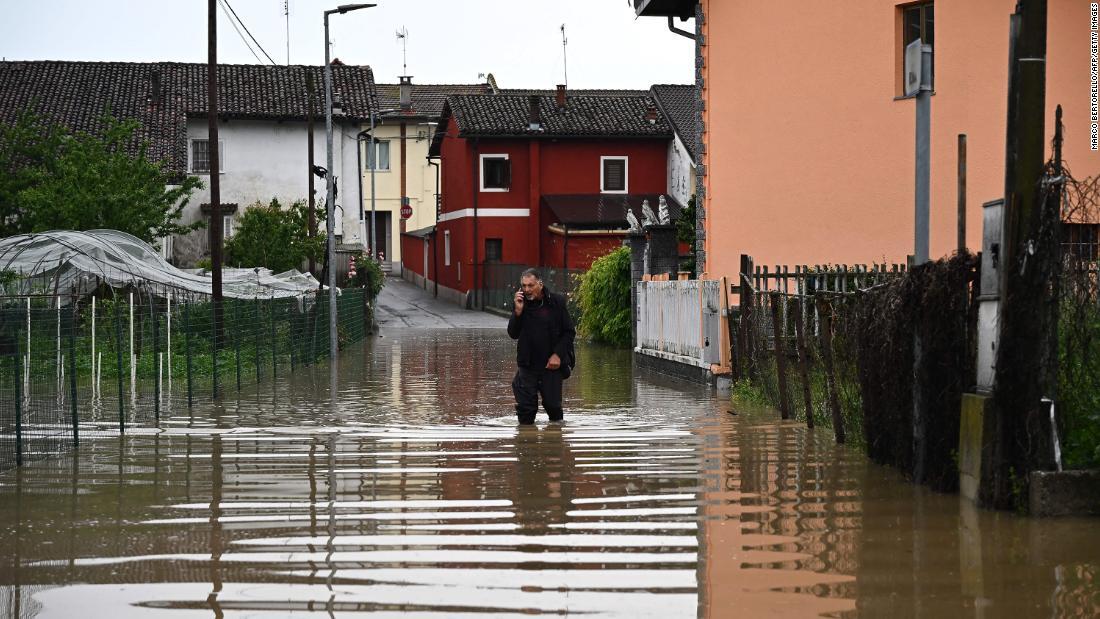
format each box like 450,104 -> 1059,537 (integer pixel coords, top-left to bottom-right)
218,0 -> 263,64
220,0 -> 278,65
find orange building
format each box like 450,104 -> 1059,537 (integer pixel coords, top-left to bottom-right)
634,0 -> 1099,278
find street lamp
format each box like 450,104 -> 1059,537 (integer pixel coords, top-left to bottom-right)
323,2 -> 375,362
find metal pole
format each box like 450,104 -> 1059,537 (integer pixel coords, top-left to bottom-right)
914,43 -> 932,265
370,110 -> 377,259
208,0 -> 225,343
324,11 -> 338,361
957,134 -> 968,253
68,298 -> 78,447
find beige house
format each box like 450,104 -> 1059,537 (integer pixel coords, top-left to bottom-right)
362,77 -> 490,271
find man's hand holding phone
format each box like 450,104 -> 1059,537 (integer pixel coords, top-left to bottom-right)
514,289 -> 525,316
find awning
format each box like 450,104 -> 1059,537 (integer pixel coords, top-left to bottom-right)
402,225 -> 436,239
540,194 -> 683,229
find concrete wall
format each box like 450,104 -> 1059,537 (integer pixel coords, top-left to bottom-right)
698,0 -> 1100,278
178,117 -> 363,265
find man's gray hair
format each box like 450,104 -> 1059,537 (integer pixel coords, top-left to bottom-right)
520,267 -> 542,282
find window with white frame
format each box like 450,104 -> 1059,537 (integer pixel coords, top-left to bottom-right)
601,156 -> 628,193
223,214 -> 234,239
368,139 -> 390,171
444,230 -> 451,266
190,139 -> 225,173
480,154 -> 510,191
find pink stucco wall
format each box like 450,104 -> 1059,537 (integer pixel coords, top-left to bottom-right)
700,0 -> 1098,278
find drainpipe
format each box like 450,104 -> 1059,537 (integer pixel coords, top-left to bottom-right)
356,130 -> 370,244
428,156 -> 441,298
668,16 -> 693,39
471,139 -> 480,309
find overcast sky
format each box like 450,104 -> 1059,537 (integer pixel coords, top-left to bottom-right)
0,0 -> 694,89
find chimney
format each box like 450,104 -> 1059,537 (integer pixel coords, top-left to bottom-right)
528,94 -> 542,130
150,69 -> 162,106
555,84 -> 566,109
645,102 -> 658,124
399,75 -> 413,110
332,90 -> 345,116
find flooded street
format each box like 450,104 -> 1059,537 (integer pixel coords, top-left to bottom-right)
1,322 -> 1098,618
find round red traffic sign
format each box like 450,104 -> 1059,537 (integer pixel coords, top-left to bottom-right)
400,204 -> 413,219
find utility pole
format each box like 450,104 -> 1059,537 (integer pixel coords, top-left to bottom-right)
913,41 -> 932,265
306,71 -> 317,276
988,0 -> 1055,510
207,0 -> 224,346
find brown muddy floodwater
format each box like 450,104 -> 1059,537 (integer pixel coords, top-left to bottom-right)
1,329 -> 1098,618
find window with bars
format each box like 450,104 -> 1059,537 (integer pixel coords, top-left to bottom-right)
901,2 -> 934,92
601,157 -> 628,193
190,139 -> 224,173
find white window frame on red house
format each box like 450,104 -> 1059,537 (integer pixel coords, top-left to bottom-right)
444,230 -> 451,266
480,154 -> 510,192
600,156 -> 629,194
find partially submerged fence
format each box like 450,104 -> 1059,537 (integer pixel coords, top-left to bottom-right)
636,279 -> 723,369
0,287 -> 371,472
732,255 -> 981,492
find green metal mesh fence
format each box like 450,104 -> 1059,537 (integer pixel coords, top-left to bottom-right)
0,286 -> 371,472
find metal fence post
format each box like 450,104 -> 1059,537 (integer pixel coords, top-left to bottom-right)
152,294 -> 160,421
185,298 -> 193,408
233,299 -> 242,391
68,297 -> 79,446
15,332 -> 23,467
269,296 -> 277,379
114,298 -> 125,432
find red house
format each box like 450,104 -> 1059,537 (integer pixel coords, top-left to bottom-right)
404,86 -> 682,307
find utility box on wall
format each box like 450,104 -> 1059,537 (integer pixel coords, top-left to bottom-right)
976,198 -> 1004,393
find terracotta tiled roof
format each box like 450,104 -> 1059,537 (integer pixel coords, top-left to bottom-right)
374,82 -> 490,118
438,93 -> 673,141
649,84 -> 696,161
0,60 -> 377,175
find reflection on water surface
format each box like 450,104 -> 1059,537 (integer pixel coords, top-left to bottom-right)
1,330 -> 1097,617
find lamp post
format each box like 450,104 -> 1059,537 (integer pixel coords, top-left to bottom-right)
323,3 -> 375,362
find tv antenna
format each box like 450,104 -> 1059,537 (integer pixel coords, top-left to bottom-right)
560,24 -> 568,87
283,0 -> 290,65
396,26 -> 409,75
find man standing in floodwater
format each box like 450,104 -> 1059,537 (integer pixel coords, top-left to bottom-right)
508,268 -> 576,425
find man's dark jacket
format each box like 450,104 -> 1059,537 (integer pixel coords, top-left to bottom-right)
507,289 -> 576,377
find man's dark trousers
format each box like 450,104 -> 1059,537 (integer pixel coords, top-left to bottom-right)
512,367 -> 563,425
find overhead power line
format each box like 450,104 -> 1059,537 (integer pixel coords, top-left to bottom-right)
220,0 -> 278,65
218,0 -> 263,64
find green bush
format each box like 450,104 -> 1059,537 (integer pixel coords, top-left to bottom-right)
224,198 -> 323,273
347,252 -> 385,300
575,246 -> 631,347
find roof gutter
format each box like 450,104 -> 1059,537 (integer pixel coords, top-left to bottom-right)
668,16 -> 693,40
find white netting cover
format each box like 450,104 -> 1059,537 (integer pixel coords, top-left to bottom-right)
0,230 -> 322,299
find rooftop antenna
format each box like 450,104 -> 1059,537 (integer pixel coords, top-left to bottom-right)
560,24 -> 568,88
283,0 -> 290,65
396,26 -> 409,75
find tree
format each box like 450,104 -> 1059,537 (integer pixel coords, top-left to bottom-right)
0,108 -> 64,237
224,198 -> 324,273
575,246 -> 632,347
1,109 -> 204,243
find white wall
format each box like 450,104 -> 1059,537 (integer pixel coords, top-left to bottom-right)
666,133 -> 695,208
176,118 -> 363,265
